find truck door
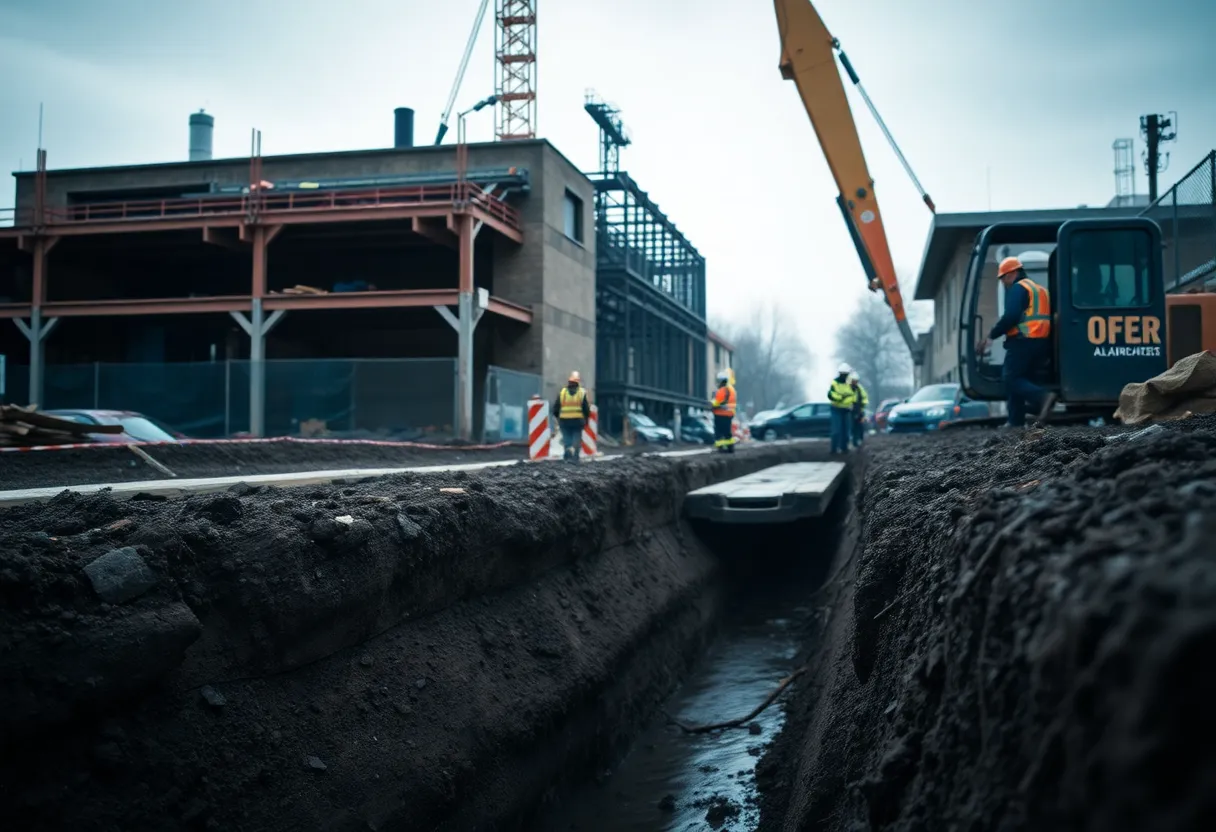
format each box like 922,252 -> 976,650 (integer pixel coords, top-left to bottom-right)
1054,219 -> 1167,403
958,227 -> 1006,401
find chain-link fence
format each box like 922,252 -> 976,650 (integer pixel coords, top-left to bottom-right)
1140,150 -> 1216,291
482,365 -> 543,442
0,358 -> 465,440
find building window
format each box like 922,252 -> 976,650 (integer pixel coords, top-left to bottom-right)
714,344 -> 721,364
563,190 -> 584,244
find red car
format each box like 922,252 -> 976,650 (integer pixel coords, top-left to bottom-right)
873,398 -> 902,432
43,409 -> 184,444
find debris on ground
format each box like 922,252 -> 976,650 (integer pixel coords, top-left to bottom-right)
0,404 -> 122,447
1115,349 -> 1216,424
761,423 -> 1216,831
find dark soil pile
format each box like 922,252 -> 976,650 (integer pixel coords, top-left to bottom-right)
761,423 -> 1216,831
0,442 -> 825,831
0,439 -> 713,491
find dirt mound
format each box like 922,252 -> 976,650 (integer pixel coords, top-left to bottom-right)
762,425 -> 1216,831
0,443 -> 825,831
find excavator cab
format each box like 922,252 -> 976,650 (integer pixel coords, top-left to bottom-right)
959,217 -> 1167,408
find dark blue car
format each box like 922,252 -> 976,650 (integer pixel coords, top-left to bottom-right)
885,383 -> 990,434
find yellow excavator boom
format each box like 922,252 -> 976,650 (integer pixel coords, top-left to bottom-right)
774,0 -> 929,357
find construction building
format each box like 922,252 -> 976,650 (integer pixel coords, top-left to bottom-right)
585,95 -> 709,435
0,110 -> 596,439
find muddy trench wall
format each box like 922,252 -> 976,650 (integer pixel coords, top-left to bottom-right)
0,443 -> 827,831
762,424 -> 1216,832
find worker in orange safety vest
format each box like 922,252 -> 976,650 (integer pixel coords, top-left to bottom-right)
976,256 -> 1057,428
710,370 -> 737,453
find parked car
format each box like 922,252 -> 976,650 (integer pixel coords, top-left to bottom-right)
749,402 -> 833,441
679,415 -> 715,445
42,409 -> 183,444
628,412 -> 675,444
873,398 -> 902,432
884,384 -> 989,433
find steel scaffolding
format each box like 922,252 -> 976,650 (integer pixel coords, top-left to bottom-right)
591,170 -> 708,435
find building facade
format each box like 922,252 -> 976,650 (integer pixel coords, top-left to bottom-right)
0,123 -> 596,439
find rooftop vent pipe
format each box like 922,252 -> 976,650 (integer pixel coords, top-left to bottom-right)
189,109 -> 214,161
394,107 -> 415,149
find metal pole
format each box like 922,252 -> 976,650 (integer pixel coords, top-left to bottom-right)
1146,114 -> 1160,203
457,289 -> 475,440
28,307 -> 43,406
250,298 -> 266,437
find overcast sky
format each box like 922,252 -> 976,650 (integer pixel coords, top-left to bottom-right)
1,0 -> 1213,372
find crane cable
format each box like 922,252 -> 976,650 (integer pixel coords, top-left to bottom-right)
434,0 -> 492,145
834,41 -> 936,214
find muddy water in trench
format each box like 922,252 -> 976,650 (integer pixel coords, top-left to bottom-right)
536,542 -> 826,832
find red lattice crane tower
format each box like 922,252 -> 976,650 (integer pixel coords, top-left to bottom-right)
494,0 -> 537,141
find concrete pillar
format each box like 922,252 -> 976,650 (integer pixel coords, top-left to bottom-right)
17,235 -> 59,406
438,213 -> 485,441
230,301 -> 285,437
14,312 -> 59,406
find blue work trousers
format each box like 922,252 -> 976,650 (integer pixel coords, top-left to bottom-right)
830,406 -> 852,453
1002,337 -> 1052,427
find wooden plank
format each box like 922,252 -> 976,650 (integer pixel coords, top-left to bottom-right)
684,462 -> 847,524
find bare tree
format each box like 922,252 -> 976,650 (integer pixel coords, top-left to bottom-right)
714,302 -> 812,415
834,291 -> 916,407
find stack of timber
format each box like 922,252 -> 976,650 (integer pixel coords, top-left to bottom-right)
0,405 -> 122,447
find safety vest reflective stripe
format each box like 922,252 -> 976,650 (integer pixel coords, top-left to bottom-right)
1008,278 -> 1052,339
712,385 -> 737,416
829,380 -> 855,409
559,387 -> 587,419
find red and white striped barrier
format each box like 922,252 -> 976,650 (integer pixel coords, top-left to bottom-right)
527,396 -> 551,460
581,405 -> 599,456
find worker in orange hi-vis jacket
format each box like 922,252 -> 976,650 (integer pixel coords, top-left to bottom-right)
710,370 -> 737,453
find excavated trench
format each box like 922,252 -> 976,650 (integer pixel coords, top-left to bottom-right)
0,442 -> 833,832
10,420 -> 1210,832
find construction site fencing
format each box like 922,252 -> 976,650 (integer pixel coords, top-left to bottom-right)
1140,150 -> 1216,291
0,358 -> 463,440
482,365 -> 543,442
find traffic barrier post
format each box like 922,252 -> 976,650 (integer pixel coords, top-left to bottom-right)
581,405 -> 599,457
527,396 -> 551,460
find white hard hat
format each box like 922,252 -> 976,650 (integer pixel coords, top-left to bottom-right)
716,370 -> 730,382
848,372 -> 859,383
837,362 -> 852,375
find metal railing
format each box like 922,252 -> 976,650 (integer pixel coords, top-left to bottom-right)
8,181 -> 520,231
1140,150 -> 1216,291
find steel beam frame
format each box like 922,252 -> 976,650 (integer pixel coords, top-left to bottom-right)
592,171 -> 709,433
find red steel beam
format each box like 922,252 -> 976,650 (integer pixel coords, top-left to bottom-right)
0,303 -> 31,319
264,289 -> 460,312
487,297 -> 533,324
2,292 -> 532,322
41,297 -> 253,316
40,217 -> 245,237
